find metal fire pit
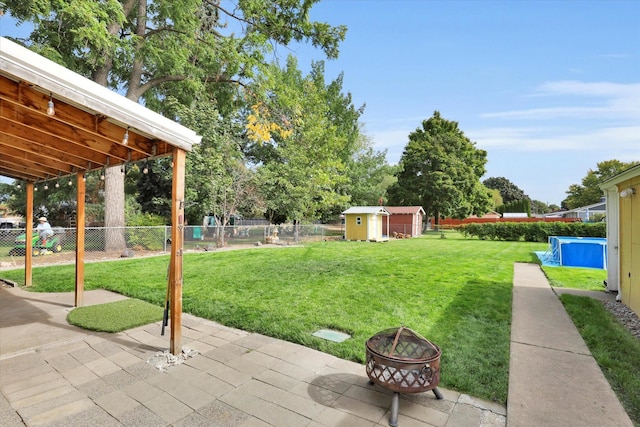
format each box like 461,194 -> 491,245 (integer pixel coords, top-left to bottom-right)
366,326 -> 442,427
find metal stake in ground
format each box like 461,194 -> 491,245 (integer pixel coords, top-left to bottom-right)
161,263 -> 171,335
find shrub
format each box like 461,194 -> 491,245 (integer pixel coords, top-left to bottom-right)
461,222 -> 605,241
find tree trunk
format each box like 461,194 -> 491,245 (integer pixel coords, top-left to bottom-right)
104,166 -> 126,251
100,0 -> 147,252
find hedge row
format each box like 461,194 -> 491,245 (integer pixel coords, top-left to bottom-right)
459,221 -> 606,242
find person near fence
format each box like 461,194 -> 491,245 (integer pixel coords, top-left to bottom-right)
35,217 -> 54,245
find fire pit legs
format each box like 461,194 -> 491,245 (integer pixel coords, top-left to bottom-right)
387,388 -> 443,427
432,387 -> 443,399
389,392 -> 399,427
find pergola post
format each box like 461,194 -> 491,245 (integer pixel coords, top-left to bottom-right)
75,172 -> 86,307
25,182 -> 33,287
169,148 -> 186,355
1,37 -> 200,314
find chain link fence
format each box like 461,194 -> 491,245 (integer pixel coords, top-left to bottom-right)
0,224 -> 345,259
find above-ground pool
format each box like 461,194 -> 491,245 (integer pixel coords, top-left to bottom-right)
536,236 -> 607,269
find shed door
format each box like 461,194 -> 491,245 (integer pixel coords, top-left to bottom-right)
619,179 -> 640,316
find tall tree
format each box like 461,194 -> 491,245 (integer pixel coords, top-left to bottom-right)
5,0 -> 346,248
246,57 -> 363,223
488,188 -> 503,210
165,99 -> 247,226
483,177 -> 529,204
530,199 -> 550,215
562,159 -> 637,209
387,111 -> 492,226
343,141 -> 397,209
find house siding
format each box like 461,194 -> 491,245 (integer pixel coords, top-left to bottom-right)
618,174 -> 640,316
345,214 -> 368,241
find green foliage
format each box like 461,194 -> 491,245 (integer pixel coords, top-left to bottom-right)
562,159 -> 637,209
125,196 -> 167,250
5,0 -> 347,230
496,199 -> 531,216
128,227 -> 164,251
460,221 -> 606,242
530,199 -> 552,214
5,0 -> 346,104
483,176 -> 529,204
247,57 -> 362,222
561,295 -> 640,423
388,111 -> 492,222
67,299 -> 163,332
169,98 -> 264,232
489,188 -> 503,209
344,142 -> 398,210
6,0 -> 126,77
135,158 -> 174,221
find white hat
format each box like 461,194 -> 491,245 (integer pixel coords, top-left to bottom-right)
38,217 -> 47,222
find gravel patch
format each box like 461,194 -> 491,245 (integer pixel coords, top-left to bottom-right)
603,300 -> 640,341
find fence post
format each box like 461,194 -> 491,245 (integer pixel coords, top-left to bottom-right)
164,226 -> 168,252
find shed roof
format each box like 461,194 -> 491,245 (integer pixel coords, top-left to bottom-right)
384,206 -> 425,215
0,37 -> 201,182
342,206 -> 390,215
600,163 -> 640,190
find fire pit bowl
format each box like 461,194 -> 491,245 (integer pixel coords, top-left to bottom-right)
365,326 -> 442,426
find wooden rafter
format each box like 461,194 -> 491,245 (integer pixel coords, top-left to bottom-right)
0,74 -> 173,182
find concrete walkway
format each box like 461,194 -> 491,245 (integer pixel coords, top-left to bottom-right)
507,263 -> 633,427
0,286 -> 505,427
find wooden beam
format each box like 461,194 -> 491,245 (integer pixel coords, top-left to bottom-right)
0,132 -> 100,172
1,77 -> 169,156
169,148 -> 186,355
1,106 -> 130,161
0,160 -> 42,181
25,183 -> 33,287
75,172 -> 86,307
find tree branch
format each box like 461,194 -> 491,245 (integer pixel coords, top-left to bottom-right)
137,74 -> 248,94
211,1 -> 311,44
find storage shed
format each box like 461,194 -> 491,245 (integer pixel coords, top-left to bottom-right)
342,206 -> 390,242
383,206 -> 425,237
600,164 -> 640,317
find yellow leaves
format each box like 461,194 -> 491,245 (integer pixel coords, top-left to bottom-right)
246,103 -> 292,143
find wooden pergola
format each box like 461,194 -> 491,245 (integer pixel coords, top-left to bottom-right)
0,37 -> 201,355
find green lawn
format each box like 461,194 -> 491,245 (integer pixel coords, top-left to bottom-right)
67,299 -> 164,332
542,265 -> 608,291
0,233 -> 544,403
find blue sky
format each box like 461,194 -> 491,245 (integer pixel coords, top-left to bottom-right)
287,0 -> 640,205
2,1 -> 639,206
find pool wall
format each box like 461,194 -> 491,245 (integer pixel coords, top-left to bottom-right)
548,236 -> 607,269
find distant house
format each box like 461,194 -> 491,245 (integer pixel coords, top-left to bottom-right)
383,206 -> 425,237
477,211 -> 501,219
502,212 -> 528,218
342,206 -> 390,242
600,164 -> 640,317
557,199 -> 606,222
